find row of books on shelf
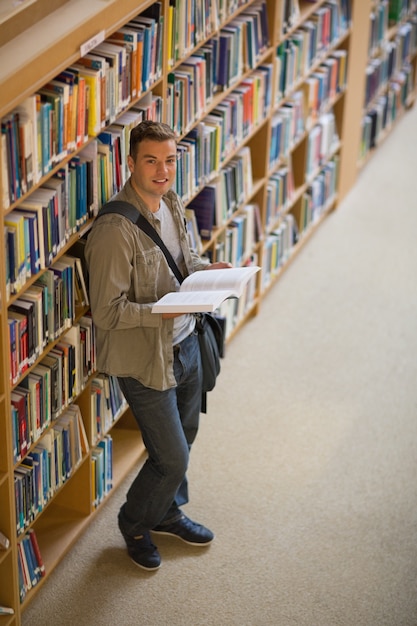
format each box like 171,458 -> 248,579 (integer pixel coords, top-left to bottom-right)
175,62 -> 272,183
281,0 -> 300,35
166,14 -> 271,136
92,434 -> 113,508
262,214 -> 297,288
187,198 -> 261,269
4,60 -> 270,297
14,405 -> 88,534
212,64 -> 273,155
0,1 -> 267,212
186,144 -> 253,239
272,37 -> 349,162
1,4 -> 163,208
13,430 -> 113,604
14,435 -> 115,549
277,45 -> 348,122
360,64 -> 414,158
11,346 -> 124,468
2,88 -> 160,224
10,320 -> 100,462
262,153 -> 339,289
369,1 -> 390,55
304,51 -> 347,123
167,0 -> 218,66
265,165 -> 295,229
305,110 -> 339,179
364,13 -> 417,107
3,98 -> 164,298
4,114 -> 338,300
280,0 -> 350,36
17,529 -> 45,603
13,391 -> 121,531
172,61 -> 271,199
270,95 -> 304,166
388,0 -> 417,24
12,387 -> 122,531
205,203 -> 262,271
167,0 -> 269,134
90,375 -> 127,446
167,0 -> 269,122
276,0 -> 349,100
299,154 -> 340,231
7,250 -> 92,385
166,0 -> 262,68
270,96 -> 339,175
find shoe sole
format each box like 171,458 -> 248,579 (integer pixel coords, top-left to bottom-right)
129,556 -> 161,571
151,529 -> 214,546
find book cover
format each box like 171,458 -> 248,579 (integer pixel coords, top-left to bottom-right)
187,184 -> 216,240
5,212 -> 27,291
25,372 -> 43,441
0,530 -> 10,550
40,353 -> 61,420
8,311 -> 28,380
11,389 -> 30,460
9,299 -> 36,367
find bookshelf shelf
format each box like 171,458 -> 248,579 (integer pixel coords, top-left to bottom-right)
0,0 -> 37,26
0,0 -> 416,623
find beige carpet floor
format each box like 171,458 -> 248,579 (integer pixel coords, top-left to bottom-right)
22,102 -> 417,626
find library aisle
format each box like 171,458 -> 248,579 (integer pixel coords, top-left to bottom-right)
22,105 -> 417,625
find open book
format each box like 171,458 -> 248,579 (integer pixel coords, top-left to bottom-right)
152,266 -> 260,313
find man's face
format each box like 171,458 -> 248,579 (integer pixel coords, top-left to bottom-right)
128,138 -> 177,209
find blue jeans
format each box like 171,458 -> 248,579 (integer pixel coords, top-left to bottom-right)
117,330 -> 202,537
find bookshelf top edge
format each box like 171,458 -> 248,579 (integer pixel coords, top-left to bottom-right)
0,0 -> 153,117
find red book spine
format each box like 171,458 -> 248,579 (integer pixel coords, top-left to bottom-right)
28,529 -> 45,577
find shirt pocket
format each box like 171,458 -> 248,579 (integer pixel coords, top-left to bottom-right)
133,248 -> 162,301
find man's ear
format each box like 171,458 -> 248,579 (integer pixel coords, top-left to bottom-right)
127,155 -> 134,173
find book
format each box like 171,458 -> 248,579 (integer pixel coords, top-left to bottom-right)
187,184 -> 216,240
28,529 -> 45,578
0,607 -> 14,615
0,530 -> 10,550
151,266 -> 260,313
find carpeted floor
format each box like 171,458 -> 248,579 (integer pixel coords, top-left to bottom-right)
22,103 -> 417,626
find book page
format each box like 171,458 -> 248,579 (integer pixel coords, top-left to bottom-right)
180,266 -> 260,297
152,290 -> 232,313
152,266 -> 260,313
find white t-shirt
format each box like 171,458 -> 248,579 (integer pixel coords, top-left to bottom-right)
154,200 -> 195,345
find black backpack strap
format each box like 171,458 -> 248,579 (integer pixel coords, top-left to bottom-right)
134,213 -> 184,285
97,200 -> 141,223
97,200 -> 184,284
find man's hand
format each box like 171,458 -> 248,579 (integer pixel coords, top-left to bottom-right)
205,262 -> 233,270
161,263 -> 233,318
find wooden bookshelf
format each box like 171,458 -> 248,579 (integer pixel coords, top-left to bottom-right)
0,0 -> 416,623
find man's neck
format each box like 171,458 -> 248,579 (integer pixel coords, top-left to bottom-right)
130,177 -> 161,213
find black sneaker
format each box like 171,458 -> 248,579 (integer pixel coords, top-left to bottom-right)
152,514 -> 214,546
119,527 -> 161,571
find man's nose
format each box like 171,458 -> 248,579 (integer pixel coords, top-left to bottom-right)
156,161 -> 167,174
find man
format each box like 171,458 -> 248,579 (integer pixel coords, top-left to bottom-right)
85,120 -> 231,571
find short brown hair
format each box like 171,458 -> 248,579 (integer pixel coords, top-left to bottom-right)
129,120 -> 176,159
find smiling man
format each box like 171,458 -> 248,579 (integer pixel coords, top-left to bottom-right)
84,120 -> 230,571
